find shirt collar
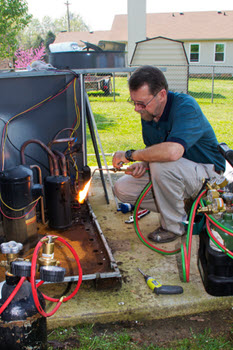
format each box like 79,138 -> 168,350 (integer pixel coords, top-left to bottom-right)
158,91 -> 174,122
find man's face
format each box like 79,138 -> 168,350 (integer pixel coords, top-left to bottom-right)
129,84 -> 167,122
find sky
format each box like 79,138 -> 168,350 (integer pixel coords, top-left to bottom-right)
26,0 -> 233,31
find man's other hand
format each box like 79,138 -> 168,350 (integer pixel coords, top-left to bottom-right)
125,162 -> 147,178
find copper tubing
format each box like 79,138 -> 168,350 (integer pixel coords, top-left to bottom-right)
30,164 -> 46,225
47,137 -> 76,177
53,150 -> 67,177
21,139 -> 59,176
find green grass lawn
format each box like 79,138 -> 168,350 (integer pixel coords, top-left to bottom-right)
86,77 -> 233,166
48,323 -> 233,350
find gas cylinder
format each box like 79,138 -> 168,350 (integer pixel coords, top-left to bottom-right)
0,274 -> 47,350
44,175 -> 72,229
214,212 -> 233,250
0,165 -> 40,245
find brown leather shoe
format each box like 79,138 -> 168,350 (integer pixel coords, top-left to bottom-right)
148,227 -> 178,243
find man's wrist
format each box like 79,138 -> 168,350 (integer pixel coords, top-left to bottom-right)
125,149 -> 136,162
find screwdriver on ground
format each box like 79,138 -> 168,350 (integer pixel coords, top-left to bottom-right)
138,268 -> 183,295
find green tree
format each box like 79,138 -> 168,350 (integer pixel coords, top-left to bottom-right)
40,16 -> 56,37
33,35 -> 44,49
17,17 -> 41,49
17,13 -> 89,50
0,0 -> 31,58
45,31 -> 55,52
54,12 -> 89,33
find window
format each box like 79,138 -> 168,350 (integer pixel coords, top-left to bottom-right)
190,44 -> 200,62
215,43 -> 225,62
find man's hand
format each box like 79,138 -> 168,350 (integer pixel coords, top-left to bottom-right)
125,162 -> 147,178
112,151 -> 129,168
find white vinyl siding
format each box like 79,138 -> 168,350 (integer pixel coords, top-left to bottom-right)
131,37 -> 188,93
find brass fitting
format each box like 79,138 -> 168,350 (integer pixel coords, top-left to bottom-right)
38,235 -> 58,267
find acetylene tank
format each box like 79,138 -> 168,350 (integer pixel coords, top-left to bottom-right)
44,175 -> 72,229
214,212 -> 233,250
0,274 -> 47,350
0,165 -> 38,244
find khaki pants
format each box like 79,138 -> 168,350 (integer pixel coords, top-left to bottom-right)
114,158 -> 221,236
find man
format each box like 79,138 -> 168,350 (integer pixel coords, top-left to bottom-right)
112,65 -> 225,243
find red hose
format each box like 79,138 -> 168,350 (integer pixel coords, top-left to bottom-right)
206,218 -> 233,258
206,215 -> 233,237
30,235 -> 83,317
0,276 -> 26,315
134,182 -> 180,254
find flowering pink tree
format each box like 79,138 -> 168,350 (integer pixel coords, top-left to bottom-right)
14,45 -> 46,69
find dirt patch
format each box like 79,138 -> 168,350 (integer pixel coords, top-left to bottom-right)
92,308 -> 233,347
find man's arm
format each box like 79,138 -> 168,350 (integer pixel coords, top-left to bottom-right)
133,142 -> 184,162
112,142 -> 184,167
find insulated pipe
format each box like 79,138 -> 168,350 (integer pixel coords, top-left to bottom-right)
47,137 -> 76,148
30,164 -> 46,225
21,139 -> 59,176
52,128 -> 78,141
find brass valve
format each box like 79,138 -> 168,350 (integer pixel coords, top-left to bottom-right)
207,176 -> 228,190
38,235 -> 60,267
198,197 -> 225,214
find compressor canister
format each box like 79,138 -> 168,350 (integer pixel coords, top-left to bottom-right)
0,165 -> 38,245
44,175 -> 72,229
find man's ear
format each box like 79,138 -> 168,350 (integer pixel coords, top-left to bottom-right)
158,88 -> 167,102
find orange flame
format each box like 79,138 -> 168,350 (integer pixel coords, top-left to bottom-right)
77,179 -> 91,203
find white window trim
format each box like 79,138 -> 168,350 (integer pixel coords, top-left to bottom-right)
189,43 -> 200,63
214,43 -> 226,63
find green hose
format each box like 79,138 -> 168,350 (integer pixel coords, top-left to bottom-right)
132,181 -> 233,283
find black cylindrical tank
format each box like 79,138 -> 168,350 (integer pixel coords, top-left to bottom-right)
0,274 -> 47,350
0,165 -> 38,244
44,175 -> 72,229
198,228 -> 233,296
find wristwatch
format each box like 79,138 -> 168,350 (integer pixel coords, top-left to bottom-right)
125,149 -> 136,162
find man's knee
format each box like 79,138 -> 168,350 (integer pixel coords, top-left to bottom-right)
113,176 -> 133,202
113,179 -> 124,199
114,175 -> 148,203
149,161 -> 167,180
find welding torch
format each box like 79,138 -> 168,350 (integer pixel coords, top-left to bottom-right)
108,167 -> 133,173
107,165 -> 149,173
95,166 -> 134,173
138,268 -> 183,295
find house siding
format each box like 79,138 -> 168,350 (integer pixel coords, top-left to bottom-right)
184,40 -> 233,75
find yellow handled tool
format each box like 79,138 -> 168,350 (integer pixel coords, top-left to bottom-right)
138,268 -> 183,295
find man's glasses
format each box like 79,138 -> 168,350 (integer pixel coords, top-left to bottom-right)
127,93 -> 157,109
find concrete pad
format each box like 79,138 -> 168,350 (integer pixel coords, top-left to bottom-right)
46,171 -> 233,330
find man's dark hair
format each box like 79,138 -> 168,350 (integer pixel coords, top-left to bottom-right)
129,65 -> 168,94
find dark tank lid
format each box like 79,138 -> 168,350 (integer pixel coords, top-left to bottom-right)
0,165 -> 33,183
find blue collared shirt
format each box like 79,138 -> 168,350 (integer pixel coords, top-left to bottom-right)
141,91 -> 225,172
